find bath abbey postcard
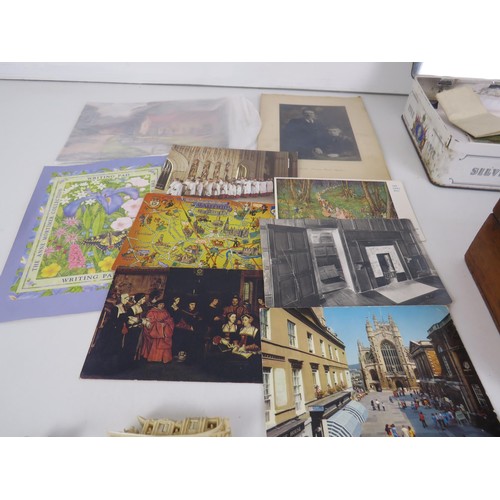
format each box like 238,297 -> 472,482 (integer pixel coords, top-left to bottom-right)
112,193 -> 275,271
274,177 -> 425,241
257,94 -> 390,180
260,305 -> 500,437
154,144 -> 297,204
0,156 -> 165,322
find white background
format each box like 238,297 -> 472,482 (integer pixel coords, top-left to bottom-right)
0,62 -> 415,94
1,4 -> 499,497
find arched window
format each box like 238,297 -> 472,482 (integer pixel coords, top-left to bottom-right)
380,340 -> 403,374
236,163 -> 248,179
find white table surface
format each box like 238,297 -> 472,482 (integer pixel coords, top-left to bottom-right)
0,78 -> 499,438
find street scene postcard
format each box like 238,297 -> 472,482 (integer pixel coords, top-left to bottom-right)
260,305 -> 500,437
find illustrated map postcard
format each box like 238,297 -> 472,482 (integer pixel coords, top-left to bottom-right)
113,193 -> 275,271
260,305 -> 500,437
56,96 -> 262,163
0,156 -> 165,323
275,177 -> 425,241
80,266 -> 265,384
154,144 -> 297,204
257,93 -> 390,180
259,218 -> 451,308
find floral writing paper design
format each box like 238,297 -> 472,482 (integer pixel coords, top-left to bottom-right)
11,166 -> 160,299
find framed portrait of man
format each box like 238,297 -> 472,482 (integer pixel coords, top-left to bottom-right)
258,94 -> 390,180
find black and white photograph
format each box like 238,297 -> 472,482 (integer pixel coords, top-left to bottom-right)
260,218 -> 451,308
279,104 -> 361,161
80,266 -> 265,383
257,93 -> 390,179
155,143 -> 297,204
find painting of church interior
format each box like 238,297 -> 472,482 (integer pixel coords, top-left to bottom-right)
260,218 -> 451,308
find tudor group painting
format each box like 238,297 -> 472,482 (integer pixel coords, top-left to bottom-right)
80,267 -> 264,384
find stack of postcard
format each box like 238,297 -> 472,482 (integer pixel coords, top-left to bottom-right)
2,92 -> 498,438
79,144 -> 297,384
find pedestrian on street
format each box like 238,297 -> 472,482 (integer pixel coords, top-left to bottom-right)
431,413 -> 438,428
408,426 -> 416,437
376,399 -> 380,411
447,410 -> 455,424
437,412 -> 446,430
401,425 -> 410,437
382,402 -> 386,411
385,424 -> 392,436
390,424 -> 399,437
371,400 -> 375,410
419,411 -> 428,428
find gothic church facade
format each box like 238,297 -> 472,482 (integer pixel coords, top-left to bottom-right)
358,315 -> 418,392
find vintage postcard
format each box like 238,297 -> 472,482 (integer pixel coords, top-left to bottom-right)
113,193 -> 275,271
260,305 -> 500,437
154,144 -> 297,204
257,93 -> 390,180
260,218 -> 451,308
275,177 -> 425,241
80,267 -> 265,383
0,156 -> 165,323
57,97 -> 261,163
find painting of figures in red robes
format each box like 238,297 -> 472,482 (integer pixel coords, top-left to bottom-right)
80,267 -> 264,384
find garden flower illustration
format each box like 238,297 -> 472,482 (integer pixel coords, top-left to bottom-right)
44,246 -> 56,257
40,263 -> 62,278
68,244 -> 86,269
63,217 -> 80,227
54,227 -> 68,239
64,233 -> 79,244
63,187 -> 140,217
121,198 -> 143,218
98,256 -> 115,272
111,216 -> 133,231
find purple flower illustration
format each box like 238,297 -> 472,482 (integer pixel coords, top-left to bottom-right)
44,246 -> 56,256
54,228 -> 68,239
63,187 -> 139,217
64,233 -> 79,244
63,217 -> 80,227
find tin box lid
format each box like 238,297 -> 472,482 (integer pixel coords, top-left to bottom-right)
412,62 -> 500,82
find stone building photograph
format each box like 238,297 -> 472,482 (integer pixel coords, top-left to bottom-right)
322,305 -> 500,437
260,306 -> 366,437
262,305 -> 500,437
260,218 -> 451,308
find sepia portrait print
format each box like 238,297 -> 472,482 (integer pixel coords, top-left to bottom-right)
258,94 -> 390,180
279,104 -> 361,161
